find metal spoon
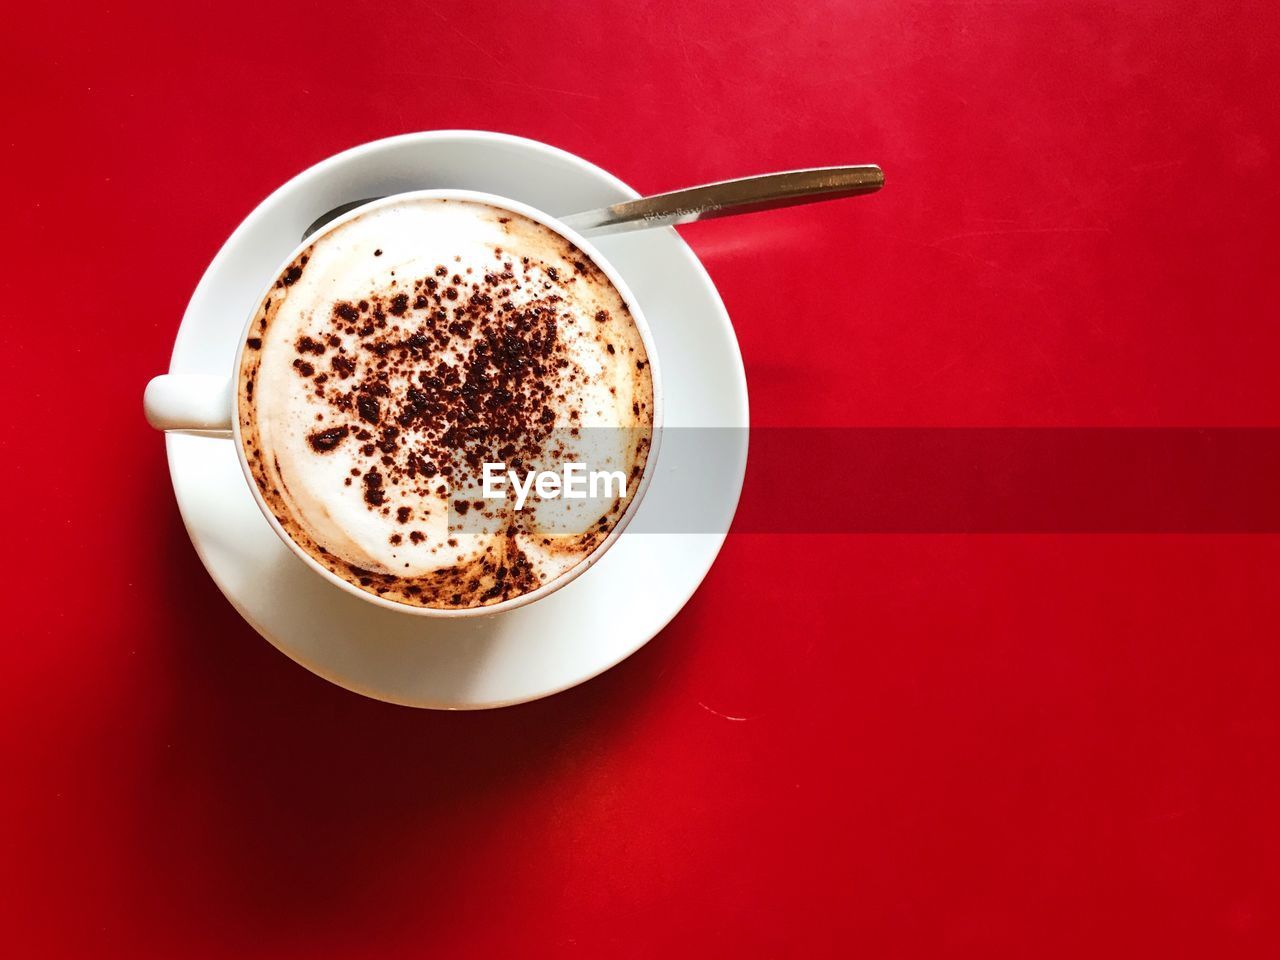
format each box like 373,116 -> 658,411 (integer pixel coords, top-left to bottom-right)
300,165 -> 884,242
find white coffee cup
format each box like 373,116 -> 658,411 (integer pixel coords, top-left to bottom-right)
145,189 -> 663,618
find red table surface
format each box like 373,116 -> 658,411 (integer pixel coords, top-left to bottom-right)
4,2 -> 1280,956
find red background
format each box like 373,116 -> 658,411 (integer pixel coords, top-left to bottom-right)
5,1 -> 1279,956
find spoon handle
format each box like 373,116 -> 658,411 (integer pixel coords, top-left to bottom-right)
561,165 -> 884,237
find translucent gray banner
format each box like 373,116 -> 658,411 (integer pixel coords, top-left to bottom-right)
444,428 -> 1280,533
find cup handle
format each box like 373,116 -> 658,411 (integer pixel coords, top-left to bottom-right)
144,374 -> 234,434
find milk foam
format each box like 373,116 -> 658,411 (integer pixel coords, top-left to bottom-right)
237,198 -> 654,608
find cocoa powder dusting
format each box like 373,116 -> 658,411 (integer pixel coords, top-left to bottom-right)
241,209 -> 651,610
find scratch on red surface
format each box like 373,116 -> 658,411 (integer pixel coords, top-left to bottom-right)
698,701 -> 749,722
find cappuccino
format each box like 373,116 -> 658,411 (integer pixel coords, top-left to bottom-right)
237,197 -> 655,609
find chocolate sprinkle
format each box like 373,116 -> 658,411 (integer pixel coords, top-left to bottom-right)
307,425 -> 349,452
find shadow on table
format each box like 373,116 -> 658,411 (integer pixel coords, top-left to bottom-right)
137,503 -> 694,946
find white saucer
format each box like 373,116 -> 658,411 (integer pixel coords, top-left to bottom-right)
165,131 -> 748,709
